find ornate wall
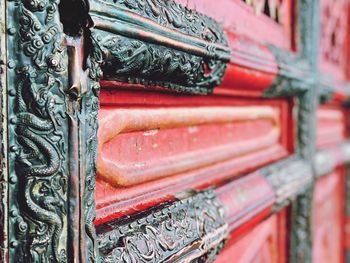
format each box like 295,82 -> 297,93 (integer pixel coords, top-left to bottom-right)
1,0 -> 350,262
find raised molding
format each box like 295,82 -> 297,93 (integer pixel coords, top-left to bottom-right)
97,106 -> 281,186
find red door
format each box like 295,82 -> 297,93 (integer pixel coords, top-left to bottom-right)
1,0 -> 350,262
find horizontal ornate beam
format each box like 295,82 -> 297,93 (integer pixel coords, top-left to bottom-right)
89,0 -> 321,97
94,155 -> 316,261
97,190 -> 228,263
89,0 -> 230,94
261,157 -> 313,208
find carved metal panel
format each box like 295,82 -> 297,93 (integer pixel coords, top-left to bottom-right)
6,0 -> 69,261
0,0 -> 7,259
4,0 -> 99,262
89,0 -> 230,94
97,190 -> 228,263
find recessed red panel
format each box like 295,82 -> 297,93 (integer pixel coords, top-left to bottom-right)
312,169 -> 346,263
316,106 -> 347,149
215,210 -> 288,263
98,106 -> 280,186
95,90 -> 293,224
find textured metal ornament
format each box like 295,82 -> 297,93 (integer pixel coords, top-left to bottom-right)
264,45 -> 313,98
81,33 -> 104,262
6,0 -> 69,261
0,0 -> 7,258
89,0 -> 230,94
96,0 -> 226,40
97,190 -> 228,263
262,0 -> 319,262
290,0 -> 320,262
291,185 -> 313,263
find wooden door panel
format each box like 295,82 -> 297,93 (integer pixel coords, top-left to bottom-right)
314,104 -> 348,262
214,214 -> 285,263
97,106 -> 281,187
317,106 -> 347,149
95,93 -> 292,224
175,0 -> 294,50
319,0 -> 350,81
312,169 -> 346,263
2,0 -> 350,260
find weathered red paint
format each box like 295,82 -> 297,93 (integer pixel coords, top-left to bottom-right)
216,172 -> 275,232
92,0 -> 350,261
95,142 -> 285,223
215,212 -> 287,263
97,106 -> 280,186
312,169 -> 346,263
319,0 -> 350,82
316,106 -> 347,149
95,90 -> 293,224
214,32 -> 278,97
345,217 -> 350,250
175,0 -> 294,50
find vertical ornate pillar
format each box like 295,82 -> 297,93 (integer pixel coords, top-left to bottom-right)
0,0 -> 7,259
5,0 -> 69,260
290,0 -> 320,262
1,0 -> 98,261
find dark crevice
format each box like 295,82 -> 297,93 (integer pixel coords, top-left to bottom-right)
59,0 -> 93,36
263,0 -> 270,18
83,28 -> 96,71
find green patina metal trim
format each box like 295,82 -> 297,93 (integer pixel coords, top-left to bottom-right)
90,0 -> 230,58
6,0 -> 70,261
0,0 -> 7,259
82,32 -> 103,262
89,0 -> 230,94
263,0 -> 320,262
97,189 -> 228,263
291,0 -> 320,262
